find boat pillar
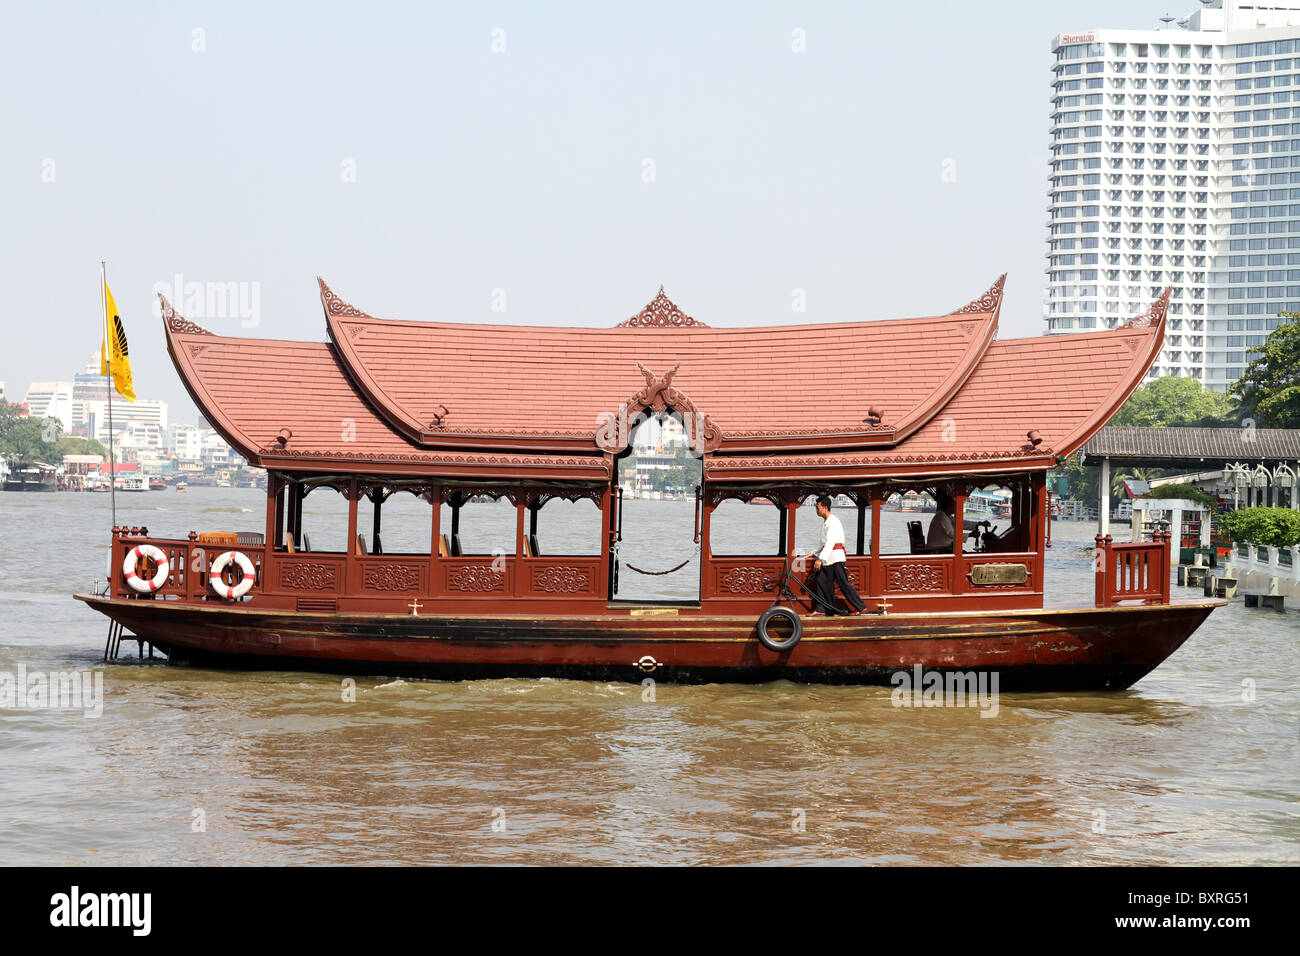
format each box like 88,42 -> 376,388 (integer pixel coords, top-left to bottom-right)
1099,455 -> 1111,538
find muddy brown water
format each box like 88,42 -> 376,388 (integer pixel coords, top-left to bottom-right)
1,487 -> 1295,864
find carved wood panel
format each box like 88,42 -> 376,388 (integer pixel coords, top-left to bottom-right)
446,564 -> 506,592
717,565 -> 775,594
530,564 -> 595,594
278,562 -> 339,591
884,562 -> 948,592
362,563 -> 421,592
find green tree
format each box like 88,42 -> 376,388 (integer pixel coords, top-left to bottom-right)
1221,507 -> 1300,548
1230,316 -> 1300,428
1,417 -> 58,462
1050,452 -> 1098,505
0,400 -> 62,461
1110,376 -> 1236,428
1108,466 -> 1161,501
55,434 -> 107,458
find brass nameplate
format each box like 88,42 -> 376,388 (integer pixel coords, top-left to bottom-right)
971,563 -> 1028,586
629,607 -> 680,617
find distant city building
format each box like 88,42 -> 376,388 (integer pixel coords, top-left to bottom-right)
167,423 -> 208,458
22,381 -> 75,429
632,454 -> 678,487
82,397 -> 168,446
71,354 -> 111,434
1048,0 -> 1300,390
632,413 -> 688,452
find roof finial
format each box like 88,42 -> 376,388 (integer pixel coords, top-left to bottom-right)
617,287 -> 709,328
317,277 -> 373,319
1121,287 -> 1172,329
159,293 -> 211,335
950,273 -> 1007,315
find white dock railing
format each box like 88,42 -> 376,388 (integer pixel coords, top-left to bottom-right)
1224,542 -> 1300,597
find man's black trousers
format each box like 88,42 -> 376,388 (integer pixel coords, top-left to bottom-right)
816,561 -> 866,613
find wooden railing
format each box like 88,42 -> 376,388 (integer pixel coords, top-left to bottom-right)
106,525 -> 1049,611
1095,532 -> 1171,606
109,527 -> 268,602
105,528 -> 608,607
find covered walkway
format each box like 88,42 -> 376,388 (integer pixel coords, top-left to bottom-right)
1080,426 -> 1300,535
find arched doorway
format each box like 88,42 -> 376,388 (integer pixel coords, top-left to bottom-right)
609,409 -> 703,604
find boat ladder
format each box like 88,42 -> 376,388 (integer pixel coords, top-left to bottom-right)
102,620 -> 154,662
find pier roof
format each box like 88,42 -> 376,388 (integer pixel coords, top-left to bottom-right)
161,276 -> 1167,481
1082,426 -> 1300,468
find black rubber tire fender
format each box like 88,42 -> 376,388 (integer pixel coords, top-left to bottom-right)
756,606 -> 803,652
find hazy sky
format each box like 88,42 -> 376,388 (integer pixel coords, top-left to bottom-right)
1,0 -> 1178,423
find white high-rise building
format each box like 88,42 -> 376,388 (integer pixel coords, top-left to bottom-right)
82,397 -> 168,446
1047,0 -> 1300,391
22,381 -> 75,429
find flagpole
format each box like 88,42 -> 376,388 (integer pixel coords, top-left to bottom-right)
102,260 -> 117,528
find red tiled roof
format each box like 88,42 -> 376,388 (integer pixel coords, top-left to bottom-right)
321,279 -> 1001,452
160,279 -> 1165,480
707,321 -> 1164,479
163,309 -> 608,479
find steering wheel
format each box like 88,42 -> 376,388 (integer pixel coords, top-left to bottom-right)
982,523 -> 1001,551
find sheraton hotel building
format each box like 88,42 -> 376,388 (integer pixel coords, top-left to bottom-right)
1047,0 -> 1300,390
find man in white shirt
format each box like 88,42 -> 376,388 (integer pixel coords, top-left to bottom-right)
927,491 -> 956,549
802,494 -> 867,616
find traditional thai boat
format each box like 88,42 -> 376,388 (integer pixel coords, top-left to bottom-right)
76,276 -> 1222,689
4,461 -> 58,492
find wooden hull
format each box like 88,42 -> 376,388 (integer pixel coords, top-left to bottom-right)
75,594 -> 1222,691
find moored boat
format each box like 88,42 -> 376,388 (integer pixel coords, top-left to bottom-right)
3,461 -> 58,492
76,277 -> 1221,689
116,473 -> 149,492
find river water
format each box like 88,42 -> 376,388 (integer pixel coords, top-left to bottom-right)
1,487 -> 1296,865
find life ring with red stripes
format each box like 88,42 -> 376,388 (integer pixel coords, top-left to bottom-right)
122,544 -> 169,593
209,550 -> 256,600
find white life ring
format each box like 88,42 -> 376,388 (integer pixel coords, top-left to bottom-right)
209,550 -> 256,600
122,544 -> 169,593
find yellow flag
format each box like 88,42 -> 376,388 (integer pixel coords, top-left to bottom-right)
100,280 -> 135,402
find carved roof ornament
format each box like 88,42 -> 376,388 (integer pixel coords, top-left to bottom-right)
950,273 -> 1007,316
1121,287 -> 1172,330
595,361 -> 722,454
616,286 -> 709,328
159,294 -> 212,335
317,277 -> 374,319
595,364 -> 728,457
631,362 -> 684,413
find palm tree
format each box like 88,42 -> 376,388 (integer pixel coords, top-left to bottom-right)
1111,467 -> 1159,503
